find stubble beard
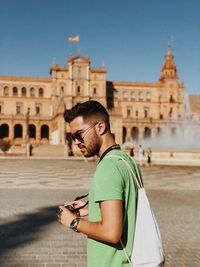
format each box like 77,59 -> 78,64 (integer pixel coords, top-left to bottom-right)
81,134 -> 101,158
83,142 -> 100,158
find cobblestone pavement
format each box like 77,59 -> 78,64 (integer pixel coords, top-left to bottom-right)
0,158 -> 200,267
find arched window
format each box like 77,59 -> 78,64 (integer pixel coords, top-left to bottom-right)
30,87 -> 35,97
13,87 -> 18,96
22,87 -> 26,97
4,86 -> 9,96
39,88 -> 44,97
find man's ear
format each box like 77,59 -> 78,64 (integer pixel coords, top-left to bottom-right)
97,121 -> 106,135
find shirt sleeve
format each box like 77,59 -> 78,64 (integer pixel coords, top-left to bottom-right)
93,158 -> 124,203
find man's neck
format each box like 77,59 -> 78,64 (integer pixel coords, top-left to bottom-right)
98,134 -> 116,158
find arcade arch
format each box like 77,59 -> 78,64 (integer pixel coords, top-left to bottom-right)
14,124 -> 23,138
0,124 -> 9,139
41,125 -> 49,139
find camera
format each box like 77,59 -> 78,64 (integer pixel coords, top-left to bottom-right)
64,204 -> 76,212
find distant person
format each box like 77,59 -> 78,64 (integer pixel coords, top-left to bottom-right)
146,146 -> 152,166
29,144 -> 33,156
129,144 -> 135,157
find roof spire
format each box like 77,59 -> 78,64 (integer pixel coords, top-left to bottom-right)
159,40 -> 178,82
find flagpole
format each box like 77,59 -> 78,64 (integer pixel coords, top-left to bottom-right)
77,35 -> 80,54
77,41 -> 81,54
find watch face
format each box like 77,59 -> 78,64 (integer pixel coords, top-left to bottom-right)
71,218 -> 76,227
70,218 -> 79,231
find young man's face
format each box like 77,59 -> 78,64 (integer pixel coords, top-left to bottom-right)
69,116 -> 101,157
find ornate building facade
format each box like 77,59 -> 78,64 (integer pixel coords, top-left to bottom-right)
0,47 -> 186,147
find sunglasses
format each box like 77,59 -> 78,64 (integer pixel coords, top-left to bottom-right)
70,123 -> 98,143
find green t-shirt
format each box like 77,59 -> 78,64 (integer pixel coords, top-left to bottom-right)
87,149 -> 137,267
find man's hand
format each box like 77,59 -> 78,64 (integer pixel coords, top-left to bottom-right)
58,205 -> 76,227
58,200 -> 123,244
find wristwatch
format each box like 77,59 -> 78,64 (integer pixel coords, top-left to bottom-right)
70,217 -> 80,232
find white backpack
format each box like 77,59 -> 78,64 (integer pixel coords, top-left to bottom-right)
108,155 -> 165,267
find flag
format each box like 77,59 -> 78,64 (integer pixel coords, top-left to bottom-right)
68,35 -> 79,42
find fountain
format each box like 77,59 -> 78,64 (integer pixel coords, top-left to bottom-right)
122,93 -> 200,165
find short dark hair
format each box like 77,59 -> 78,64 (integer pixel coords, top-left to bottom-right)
64,100 -> 110,130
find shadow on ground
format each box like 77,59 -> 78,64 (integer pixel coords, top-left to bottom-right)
0,206 -> 58,256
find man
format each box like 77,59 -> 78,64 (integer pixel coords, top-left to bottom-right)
58,100 -> 137,267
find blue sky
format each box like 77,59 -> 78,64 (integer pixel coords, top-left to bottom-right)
0,0 -> 199,93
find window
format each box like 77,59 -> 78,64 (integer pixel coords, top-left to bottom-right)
30,87 -> 35,97
160,114 -> 163,120
178,90 -> 182,100
22,87 -> 26,97
35,103 -> 41,115
169,94 -> 175,103
0,102 -> 3,113
136,110 -> 139,117
146,92 -> 151,101
13,87 -> 18,96
144,110 -> 148,118
93,87 -> 97,96
127,108 -> 131,117
16,103 -> 23,114
77,86 -> 81,96
39,88 -> 44,97
4,86 -> 9,96
131,92 -> 135,100
138,91 -> 143,101
169,107 -> 173,117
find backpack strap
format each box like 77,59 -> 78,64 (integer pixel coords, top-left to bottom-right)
106,155 -> 143,189
120,239 -> 133,267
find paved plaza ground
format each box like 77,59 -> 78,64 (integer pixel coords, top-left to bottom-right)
0,158 -> 200,267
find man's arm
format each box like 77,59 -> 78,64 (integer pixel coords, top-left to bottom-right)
59,199 -> 123,244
